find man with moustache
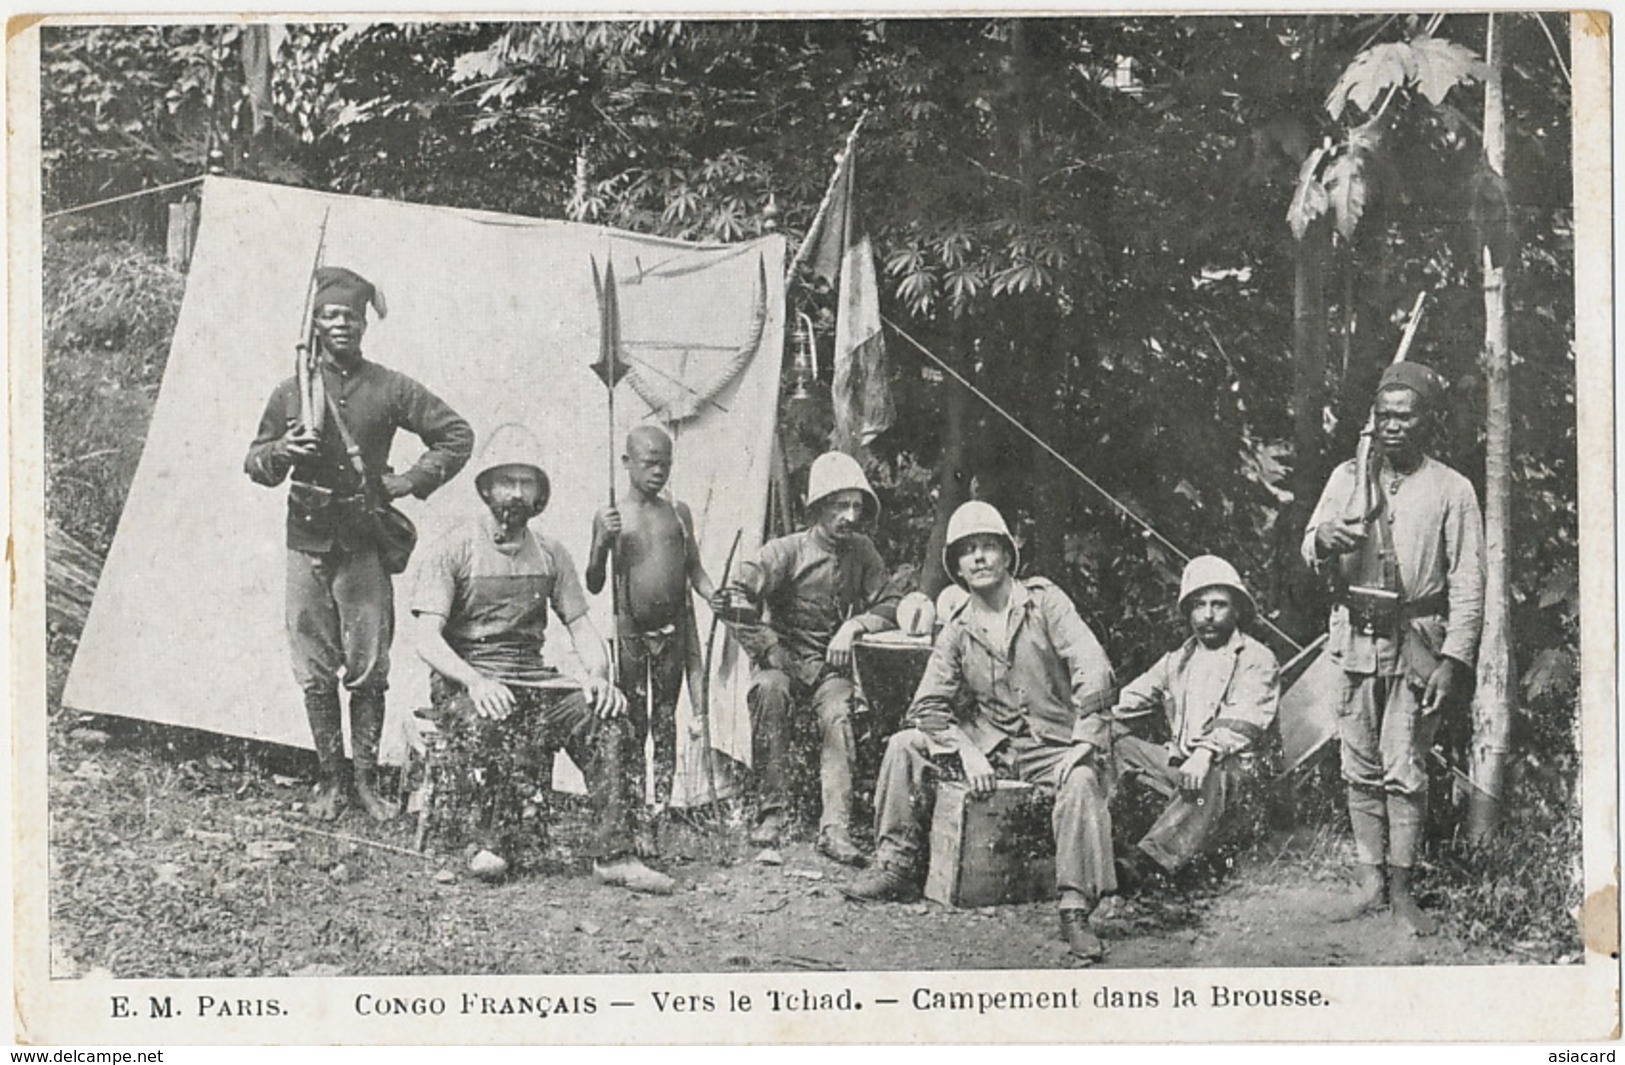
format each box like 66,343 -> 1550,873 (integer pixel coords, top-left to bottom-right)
1079,556 -> 1280,889
246,266 -> 473,823
411,423 -> 674,893
712,451 -> 900,864
1302,362 -> 1484,935
841,501 -> 1116,962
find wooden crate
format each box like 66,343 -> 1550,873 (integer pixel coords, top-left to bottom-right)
924,780 -> 1057,908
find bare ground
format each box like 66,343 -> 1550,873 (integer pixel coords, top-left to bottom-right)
46,705 -> 1507,980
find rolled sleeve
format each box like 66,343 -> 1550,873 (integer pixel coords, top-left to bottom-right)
549,546 -> 591,626
409,536 -> 464,619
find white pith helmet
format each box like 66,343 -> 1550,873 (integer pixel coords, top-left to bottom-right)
474,422 -> 550,509
942,500 -> 1020,586
805,451 -> 879,522
1177,554 -> 1256,619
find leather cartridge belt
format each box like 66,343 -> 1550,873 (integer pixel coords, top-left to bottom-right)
1337,591 -> 1447,619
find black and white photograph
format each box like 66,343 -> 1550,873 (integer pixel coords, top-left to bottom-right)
8,10 -> 1617,1044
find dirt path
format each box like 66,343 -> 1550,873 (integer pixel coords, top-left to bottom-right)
47,723 -> 1498,979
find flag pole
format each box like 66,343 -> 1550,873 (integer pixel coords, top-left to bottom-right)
785,111 -> 868,286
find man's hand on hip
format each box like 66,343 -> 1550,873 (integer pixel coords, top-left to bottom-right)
379,473 -> 414,499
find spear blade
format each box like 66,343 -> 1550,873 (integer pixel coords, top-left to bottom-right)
589,255 -> 629,389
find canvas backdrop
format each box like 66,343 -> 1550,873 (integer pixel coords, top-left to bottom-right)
64,177 -> 785,803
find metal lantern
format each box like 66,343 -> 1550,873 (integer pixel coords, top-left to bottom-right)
789,310 -> 821,402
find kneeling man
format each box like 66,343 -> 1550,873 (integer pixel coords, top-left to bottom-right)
842,501 -> 1116,962
1081,556 -> 1279,882
411,423 -> 673,893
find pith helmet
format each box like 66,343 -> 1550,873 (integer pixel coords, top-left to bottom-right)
474,422 -> 551,508
805,451 -> 879,522
1177,555 -> 1255,618
942,500 -> 1020,586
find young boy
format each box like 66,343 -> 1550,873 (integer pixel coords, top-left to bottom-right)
587,425 -> 717,855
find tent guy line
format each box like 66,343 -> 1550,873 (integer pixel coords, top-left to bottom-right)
881,312 -> 1305,656
43,174 -> 206,221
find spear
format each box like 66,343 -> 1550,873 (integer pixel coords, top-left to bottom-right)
698,528 -> 744,807
590,255 -> 630,668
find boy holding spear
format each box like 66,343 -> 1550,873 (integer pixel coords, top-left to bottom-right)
587,426 -> 719,855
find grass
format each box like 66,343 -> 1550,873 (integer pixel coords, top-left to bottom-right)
44,231 -> 184,556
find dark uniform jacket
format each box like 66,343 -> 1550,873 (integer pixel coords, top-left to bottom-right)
245,356 -> 473,554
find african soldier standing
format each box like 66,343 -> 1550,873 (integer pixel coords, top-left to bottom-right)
1303,362 -> 1484,935
245,267 -> 473,822
714,451 -> 900,864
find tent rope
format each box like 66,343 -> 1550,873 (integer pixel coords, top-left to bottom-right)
882,314 -> 1304,654
44,175 -> 207,221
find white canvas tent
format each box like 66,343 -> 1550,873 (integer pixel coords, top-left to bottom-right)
63,177 -> 785,803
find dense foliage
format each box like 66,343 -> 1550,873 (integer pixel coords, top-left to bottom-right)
41,18 -> 1579,947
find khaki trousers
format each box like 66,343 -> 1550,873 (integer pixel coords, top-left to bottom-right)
872,727 -> 1117,908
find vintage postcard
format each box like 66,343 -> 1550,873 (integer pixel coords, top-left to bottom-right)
7,9 -> 1618,1045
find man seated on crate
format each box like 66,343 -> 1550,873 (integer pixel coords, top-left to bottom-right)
1079,555 -> 1280,907
841,501 -> 1118,963
410,422 -> 673,894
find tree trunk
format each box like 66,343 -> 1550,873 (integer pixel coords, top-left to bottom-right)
1279,217 -> 1330,627
922,318 -> 970,597
1470,13 -> 1513,841
1008,19 -> 1069,577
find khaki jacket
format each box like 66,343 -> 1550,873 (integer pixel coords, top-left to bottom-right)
1077,629 -> 1279,757
908,577 -> 1114,754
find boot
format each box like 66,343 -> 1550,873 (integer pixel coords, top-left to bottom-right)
593,855 -> 677,895
1059,909 -> 1105,962
839,861 -> 919,903
1386,793 -> 1437,935
817,825 -> 868,867
349,689 -> 400,822
1389,865 -> 1438,936
1330,863 -> 1388,922
303,689 -> 348,822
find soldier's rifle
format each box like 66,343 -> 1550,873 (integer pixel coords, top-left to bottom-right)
294,208 -> 333,435
1339,291 -> 1428,626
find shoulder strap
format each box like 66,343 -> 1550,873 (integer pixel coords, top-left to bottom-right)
323,390 -> 370,483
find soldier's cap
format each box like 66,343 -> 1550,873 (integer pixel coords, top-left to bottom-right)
313,266 -> 388,320
1377,362 -> 1443,409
